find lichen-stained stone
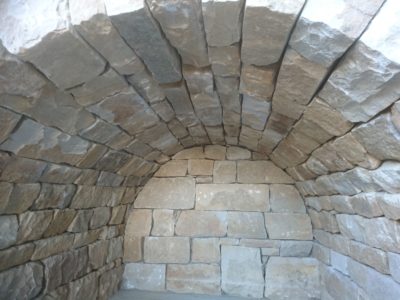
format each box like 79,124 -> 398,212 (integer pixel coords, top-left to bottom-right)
196,184 -> 269,211
213,161 -> 236,183
290,0 -> 383,67
70,0 -> 144,75
176,211 -> 227,237
241,0 -> 305,66
144,237 -> 190,263
349,240 -> 389,274
270,184 -> 306,213
188,159 -> 214,176
202,0 -> 245,47
226,146 -> 251,160
152,210 -> 175,236
155,160 -> 187,177
353,113 -> 400,161
135,177 -> 195,209
265,213 -> 312,240
0,43 -> 46,97
192,238 -> 220,263
319,0 -> 400,122
105,0 -> 181,83
221,245 -> 264,298
265,257 -> 320,299
0,215 -> 18,250
208,45 -> 240,77
167,264 -> 221,295
0,0 -> 105,90
237,160 -> 294,184
191,93 -> 223,126
122,263 -> 166,291
0,262 -> 43,299
227,212 -> 266,239
0,107 -> 20,144
239,65 -> 276,101
87,87 -> 159,136
242,95 -> 271,131
127,68 -> 166,104
69,68 -> 127,107
147,0 -> 209,67
0,119 -> 91,165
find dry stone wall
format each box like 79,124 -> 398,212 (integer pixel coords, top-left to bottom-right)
122,146 -> 319,299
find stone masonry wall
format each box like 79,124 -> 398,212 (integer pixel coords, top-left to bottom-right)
122,146 -> 320,299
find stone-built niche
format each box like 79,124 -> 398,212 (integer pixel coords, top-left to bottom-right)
122,145 -> 320,299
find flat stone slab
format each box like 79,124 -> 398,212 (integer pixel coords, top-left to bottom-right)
175,211 -> 227,237
264,257 -> 320,299
237,160 -> 294,184
227,212 -> 267,239
135,178 -> 195,209
144,237 -> 190,263
122,263 -> 165,291
265,213 -> 313,240
221,246 -> 264,298
196,184 -> 269,212
167,264 -> 221,295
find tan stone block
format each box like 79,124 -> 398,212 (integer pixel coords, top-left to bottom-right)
188,159 -> 214,176
173,147 -> 204,159
125,209 -> 152,237
205,145 -> 226,160
124,237 -> 143,262
237,160 -> 293,184
154,160 -> 188,177
270,184 -> 306,213
175,211 -> 227,237
192,238 -> 220,263
226,146 -> 251,160
152,209 -> 175,237
144,237 -> 190,263
227,212 -> 266,239
167,264 -> 221,295
213,161 -> 236,183
265,213 -> 312,240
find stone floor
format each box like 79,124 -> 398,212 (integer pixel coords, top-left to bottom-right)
111,290 -> 258,300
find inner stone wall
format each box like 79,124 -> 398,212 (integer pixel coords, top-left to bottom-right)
122,146 -> 320,299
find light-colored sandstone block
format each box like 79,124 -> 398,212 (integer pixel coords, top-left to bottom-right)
167,264 -> 221,295
242,95 -> 271,131
125,209 -> 152,237
237,160 -> 294,184
270,184 -> 306,213
188,159 -> 214,176
175,211 -> 227,237
208,45 -> 240,77
204,145 -> 226,160
192,238 -> 220,263
154,160 -> 187,177
226,146 -> 251,160
213,161 -> 236,183
151,210 -> 175,237
144,237 -> 190,263
265,213 -> 313,240
135,177 -> 195,209
196,184 -> 269,211
122,263 -> 165,291
221,246 -> 264,298
227,212 -> 267,239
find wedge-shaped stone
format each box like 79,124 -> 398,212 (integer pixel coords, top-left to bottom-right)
148,0 -> 209,67
202,0 -> 245,47
242,96 -> 271,131
265,257 -> 320,299
127,69 -> 166,104
227,212 -> 267,239
221,246 -> 264,298
319,0 -> 400,122
240,65 -> 275,101
167,264 -> 221,295
241,0 -> 305,66
135,177 -> 195,209
122,263 -> 165,291
208,45 -> 240,76
265,213 -> 312,240
105,0 -> 181,83
237,160 -> 294,184
183,65 -> 214,96
0,0 -> 105,89
88,87 -> 158,135
191,93 -> 223,126
290,0 -> 383,67
196,184 -> 269,211
70,0 -> 144,75
175,211 -> 227,237
144,237 -> 190,263
0,108 -> 20,144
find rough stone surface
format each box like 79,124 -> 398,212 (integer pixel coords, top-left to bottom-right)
196,184 -> 269,211
265,213 -> 313,240
221,246 -> 264,298
213,161 -> 236,183
227,212 -> 267,239
135,178 -> 195,209
122,263 -> 166,291
270,184 -> 306,213
154,160 -> 188,177
152,210 -> 175,237
192,238 -> 220,263
144,237 -> 190,263
175,211 -> 227,237
264,257 -> 320,299
237,160 -> 294,184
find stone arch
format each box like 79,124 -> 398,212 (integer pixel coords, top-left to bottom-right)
0,0 -> 399,299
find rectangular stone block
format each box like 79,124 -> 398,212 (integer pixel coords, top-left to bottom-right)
237,160 -> 294,184
196,184 -> 269,211
151,209 -> 175,237
154,160 -> 188,177
188,159 -> 214,176
227,212 -> 267,239
122,263 -> 165,291
175,211 -> 227,237
270,184 -> 306,213
144,237 -> 190,263
192,238 -> 220,263
208,45 -> 240,76
167,264 -> 221,295
135,177 -> 195,209
265,213 -> 312,240
213,160 -> 236,183
221,245 -> 264,298
239,64 -> 275,101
